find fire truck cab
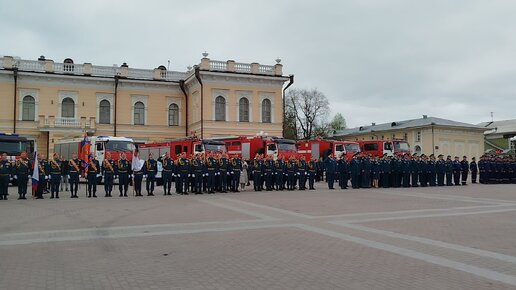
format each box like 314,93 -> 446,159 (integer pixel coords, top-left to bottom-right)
0,133 -> 29,162
297,139 -> 360,161
214,136 -> 297,161
138,138 -> 227,184
358,140 -> 411,157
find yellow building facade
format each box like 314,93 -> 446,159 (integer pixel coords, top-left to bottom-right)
333,116 -> 486,160
0,54 -> 292,155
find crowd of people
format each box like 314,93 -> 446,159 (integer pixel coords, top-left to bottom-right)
0,150 -> 514,201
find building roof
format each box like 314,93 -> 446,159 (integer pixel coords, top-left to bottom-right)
334,116 -> 483,137
478,119 -> 516,136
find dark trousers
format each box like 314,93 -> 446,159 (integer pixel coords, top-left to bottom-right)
118,173 -> 129,196
162,171 -> 173,194
134,173 -> 143,195
453,171 -> 461,185
286,172 -> 295,190
207,171 -> 215,192
254,172 -> 262,191
338,172 -> 347,189
194,172 -> 203,193
146,173 -> 155,194
419,173 -> 427,187
17,174 -> 28,197
471,170 -> 477,183
327,172 -> 335,189
220,171 -> 228,192
382,173 -> 390,188
275,171 -> 284,190
298,171 -> 306,190
402,172 -> 410,187
446,172 -> 453,186
411,172 -> 419,187
50,174 -> 61,197
461,170 -> 468,185
0,175 -> 9,198
87,174 -> 97,196
309,172 -> 316,189
428,173 -> 436,186
104,174 -> 113,196
437,173 -> 445,186
69,173 -> 79,196
351,173 -> 360,188
265,171 -> 274,190
232,171 -> 240,192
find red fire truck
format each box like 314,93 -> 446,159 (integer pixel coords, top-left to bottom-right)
0,133 -> 30,162
297,139 -> 361,161
138,138 -> 227,185
54,136 -> 136,163
358,139 -> 411,157
212,136 -> 298,161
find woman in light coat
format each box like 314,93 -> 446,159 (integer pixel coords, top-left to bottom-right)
240,160 -> 249,190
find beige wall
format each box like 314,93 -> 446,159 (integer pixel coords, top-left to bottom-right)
338,126 -> 485,160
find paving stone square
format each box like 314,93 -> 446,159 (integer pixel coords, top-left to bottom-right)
1,183 -> 516,289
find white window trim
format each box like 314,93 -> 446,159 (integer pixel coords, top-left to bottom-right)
18,89 -> 39,121
58,91 -> 78,119
236,93 -> 252,123
96,93 -> 114,124
167,96 -> 182,126
131,95 -> 148,125
212,89 -> 229,121
259,93 -> 274,123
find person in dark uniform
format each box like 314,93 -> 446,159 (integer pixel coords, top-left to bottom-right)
337,155 -> 348,189
0,153 -> 12,200
401,154 -> 411,188
34,154 -> 47,199
410,154 -> 419,187
460,156 -> 469,185
14,151 -> 31,200
252,154 -> 263,191
297,155 -> 307,190
371,155 -> 380,188
350,154 -> 361,189
274,155 -> 285,191
308,158 -> 317,190
219,153 -> 229,193
86,155 -> 100,198
445,155 -> 453,186
428,154 -> 437,187
285,156 -> 296,191
191,154 -> 203,194
452,156 -> 461,185
67,153 -> 82,198
324,155 -> 336,189
361,154 -> 372,188
436,154 -> 446,186
144,153 -> 157,196
159,152 -> 174,195
177,152 -> 190,195
49,153 -> 63,199
206,152 -> 216,194
419,155 -> 427,187
470,157 -> 478,184
231,155 -> 242,192
116,152 -> 131,197
478,155 -> 486,184
39,154 -> 49,195
102,152 -> 116,197
263,155 -> 274,191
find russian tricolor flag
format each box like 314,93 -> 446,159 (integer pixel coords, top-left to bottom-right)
31,151 -> 39,196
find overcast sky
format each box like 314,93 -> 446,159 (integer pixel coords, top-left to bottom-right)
2,0 -> 516,127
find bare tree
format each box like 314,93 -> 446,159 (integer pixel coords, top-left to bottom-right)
286,88 -> 330,140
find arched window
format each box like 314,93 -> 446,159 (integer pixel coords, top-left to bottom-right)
238,97 -> 249,122
215,96 -> 226,121
262,98 -> 271,123
62,97 -> 75,118
134,101 -> 145,125
168,103 -> 179,126
99,100 -> 110,124
22,95 -> 35,121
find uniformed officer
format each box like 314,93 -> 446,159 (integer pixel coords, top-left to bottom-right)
67,152 -> 82,198
337,155 -> 348,189
308,157 -> 318,190
361,154 -> 372,188
49,153 -> 63,199
478,155 -> 486,184
34,154 -> 47,199
159,152 -> 174,195
231,155 -> 242,192
0,153 -> 12,200
274,155 -> 285,191
263,155 -> 274,191
116,152 -> 131,197
445,155 -> 453,186
297,155 -> 307,190
470,157 -> 478,184
410,154 -> 420,187
39,154 -> 49,195
192,154 -> 204,194
145,153 -> 157,196
436,154 -> 446,186
380,154 -> 391,188
177,152 -> 190,195
86,154 -> 100,198
206,152 -> 216,194
253,154 -> 264,191
428,154 -> 437,187
452,156 -> 461,185
285,155 -> 296,191
350,153 -> 361,189
219,153 -> 229,193
460,156 -> 469,185
324,155 -> 336,189
401,154 -> 411,188
14,151 -> 31,200
102,152 -> 116,197
419,155 -> 427,187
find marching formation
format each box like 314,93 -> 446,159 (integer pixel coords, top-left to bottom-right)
0,150 -> 515,201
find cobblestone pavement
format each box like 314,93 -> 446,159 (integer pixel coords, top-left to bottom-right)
1,183 -> 516,289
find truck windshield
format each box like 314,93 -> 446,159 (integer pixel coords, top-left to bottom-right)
394,141 -> 410,152
0,141 -> 24,156
277,143 -> 296,152
344,143 -> 360,153
205,143 -> 226,153
105,141 -> 135,152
